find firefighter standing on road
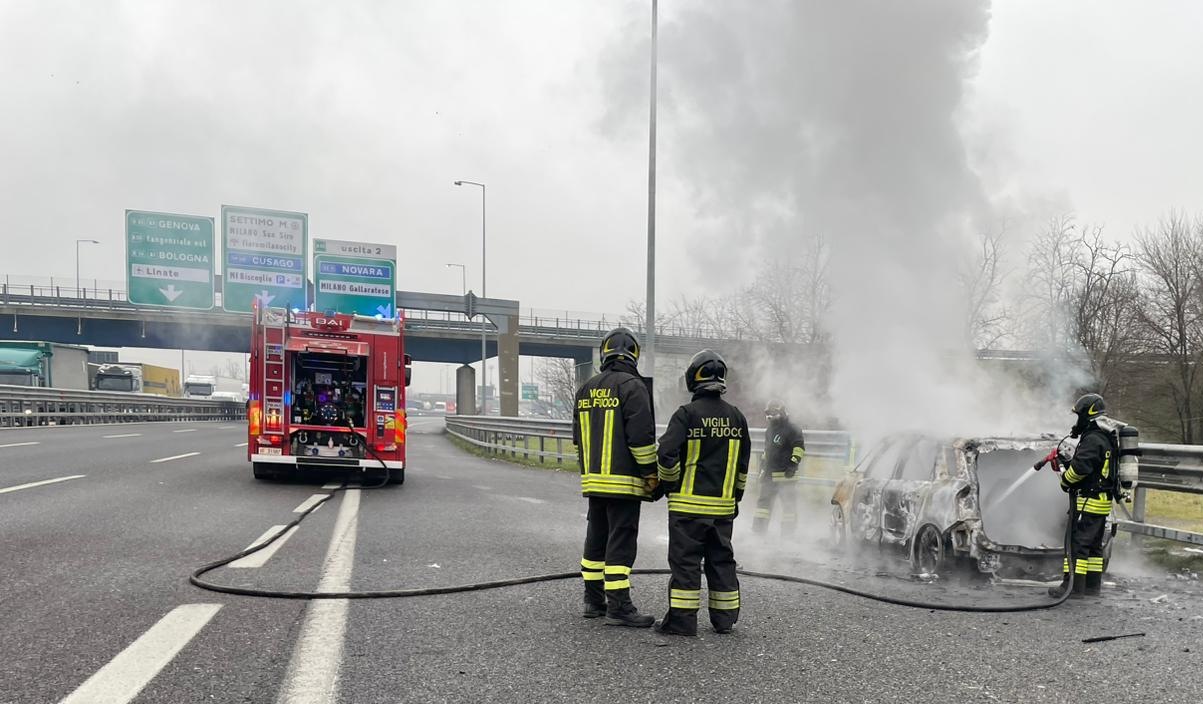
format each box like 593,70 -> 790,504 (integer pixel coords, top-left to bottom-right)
753,400 -> 806,535
655,350 -> 750,636
1049,393 -> 1116,598
573,327 -> 659,628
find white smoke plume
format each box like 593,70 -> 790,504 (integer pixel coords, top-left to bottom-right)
601,1 -> 1079,442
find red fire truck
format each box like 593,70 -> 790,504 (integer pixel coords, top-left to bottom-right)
247,306 -> 411,483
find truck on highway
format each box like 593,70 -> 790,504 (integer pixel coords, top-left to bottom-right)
183,374 -> 216,398
91,362 -> 181,396
247,307 -> 411,483
0,341 -> 89,389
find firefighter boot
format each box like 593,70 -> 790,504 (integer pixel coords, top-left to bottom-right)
655,609 -> 698,637
604,593 -> 654,628
582,581 -> 606,619
1047,574 -> 1072,598
1084,572 -> 1103,597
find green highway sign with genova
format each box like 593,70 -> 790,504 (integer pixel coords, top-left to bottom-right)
222,205 -> 308,313
125,210 -> 215,310
313,238 -> 397,317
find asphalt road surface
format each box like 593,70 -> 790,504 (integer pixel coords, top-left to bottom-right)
2,418 -> 1200,703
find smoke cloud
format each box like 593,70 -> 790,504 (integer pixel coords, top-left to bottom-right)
601,1 -> 1077,440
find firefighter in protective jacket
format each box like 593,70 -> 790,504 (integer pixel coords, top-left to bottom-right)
655,350 -> 750,636
573,327 -> 659,628
753,400 -> 806,534
1049,393 -> 1116,598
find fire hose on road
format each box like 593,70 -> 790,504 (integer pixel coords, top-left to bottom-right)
190,445 -> 1082,613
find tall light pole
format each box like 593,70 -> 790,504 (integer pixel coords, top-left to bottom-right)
454,180 -> 487,413
445,263 -> 467,295
75,239 -> 99,296
644,0 -> 658,381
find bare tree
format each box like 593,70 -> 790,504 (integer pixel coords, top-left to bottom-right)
960,227 -> 1010,349
1135,211 -> 1203,443
1069,225 -> 1142,396
1022,215 -> 1080,353
536,357 -> 579,419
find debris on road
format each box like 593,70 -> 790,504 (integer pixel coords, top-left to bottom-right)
1082,633 -> 1146,644
1150,594 -> 1169,604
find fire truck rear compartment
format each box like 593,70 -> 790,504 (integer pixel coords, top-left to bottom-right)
290,351 -> 368,459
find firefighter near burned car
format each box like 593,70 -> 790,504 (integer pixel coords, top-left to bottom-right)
1044,393 -> 1141,598
655,349 -> 751,636
573,327 -> 660,628
754,399 -> 806,535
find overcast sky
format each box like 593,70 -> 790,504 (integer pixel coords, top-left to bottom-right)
2,1 -> 1201,392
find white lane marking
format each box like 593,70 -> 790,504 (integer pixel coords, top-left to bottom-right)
58,603 -> 222,704
150,452 -> 201,464
473,484 -> 493,491
293,494 -> 327,514
234,442 -> 249,448
0,474 -> 86,495
0,441 -> 39,449
321,482 -> 342,490
513,496 -> 546,504
276,490 -> 360,704
229,525 -> 299,568
172,428 -> 198,434
103,433 -> 142,439
219,425 -> 240,430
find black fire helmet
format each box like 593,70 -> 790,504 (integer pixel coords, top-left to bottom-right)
1072,393 -> 1106,421
686,349 -> 728,394
600,327 -> 641,366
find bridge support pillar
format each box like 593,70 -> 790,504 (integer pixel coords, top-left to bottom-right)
498,316 -> 520,417
455,364 -> 476,415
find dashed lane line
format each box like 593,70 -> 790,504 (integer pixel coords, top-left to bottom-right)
150,452 -> 201,464
0,475 -> 86,495
229,525 -> 300,568
172,429 -> 198,434
58,603 -> 222,704
276,490 -> 360,704
0,441 -> 39,449
234,442 -> 249,448
103,433 -> 142,439
321,482 -> 342,490
293,494 -> 327,514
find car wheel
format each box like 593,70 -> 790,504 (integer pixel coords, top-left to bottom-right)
912,524 -> 945,575
252,463 -> 275,481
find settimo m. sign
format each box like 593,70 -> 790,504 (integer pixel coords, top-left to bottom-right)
125,210 -> 215,310
222,205 -> 308,313
313,238 -> 397,318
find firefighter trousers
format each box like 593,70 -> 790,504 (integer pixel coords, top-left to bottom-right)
660,514 -> 740,634
581,497 -> 643,610
1064,508 -> 1107,577
752,474 -> 798,534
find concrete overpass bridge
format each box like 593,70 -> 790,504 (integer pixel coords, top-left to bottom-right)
0,280 -> 757,415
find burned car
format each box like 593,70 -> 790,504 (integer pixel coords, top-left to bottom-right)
829,435 -> 1099,581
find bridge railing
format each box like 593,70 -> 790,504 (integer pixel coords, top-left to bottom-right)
442,415 -> 854,487
0,384 -> 245,427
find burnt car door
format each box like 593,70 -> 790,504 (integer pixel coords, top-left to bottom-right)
881,438 -> 940,547
849,437 -> 910,544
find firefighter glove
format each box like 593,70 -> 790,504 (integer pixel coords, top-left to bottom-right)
784,466 -> 797,479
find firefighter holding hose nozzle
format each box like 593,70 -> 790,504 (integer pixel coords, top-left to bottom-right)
1048,393 -> 1117,598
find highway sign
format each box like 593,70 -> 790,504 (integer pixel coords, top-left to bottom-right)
221,206 -> 308,313
313,238 -> 396,317
521,383 -> 539,401
125,210 -> 215,310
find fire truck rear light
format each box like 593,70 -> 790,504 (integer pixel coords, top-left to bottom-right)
376,443 -> 397,452
249,401 -> 263,435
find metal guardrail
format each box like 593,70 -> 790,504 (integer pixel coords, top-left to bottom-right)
444,415 -> 1203,544
0,384 -> 246,426
442,415 -> 853,487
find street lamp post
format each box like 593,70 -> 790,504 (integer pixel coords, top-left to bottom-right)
645,0 -> 659,381
453,180 -> 487,413
75,239 -> 99,298
445,263 -> 467,295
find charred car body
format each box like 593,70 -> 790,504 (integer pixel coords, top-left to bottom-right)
830,435 -> 1104,581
